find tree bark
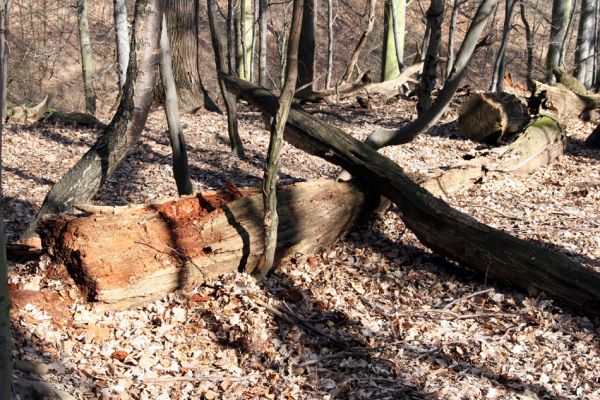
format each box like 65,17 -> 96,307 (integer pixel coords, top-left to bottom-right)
458,92 -> 529,144
490,0 -> 517,93
326,0 -> 334,88
529,80 -> 600,119
258,0 -> 268,87
223,74 -> 600,317
162,0 -> 216,113
416,0 -> 444,114
159,13 -> 193,196
381,0 -> 405,81
339,0 -> 376,84
575,0 -> 596,87
546,0 -> 572,83
77,0 -> 96,115
113,0 -> 129,90
21,0 -> 165,244
0,2 -> 12,397
236,0 -> 253,80
364,0 -> 498,150
39,181 -> 380,308
297,0 -> 316,92
255,0 -> 303,279
207,0 -> 245,158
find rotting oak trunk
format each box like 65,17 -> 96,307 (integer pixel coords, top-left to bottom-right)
458,92 -> 529,144
529,80 -> 600,120
20,0 -> 165,246
39,180 -> 381,308
223,74 -> 600,317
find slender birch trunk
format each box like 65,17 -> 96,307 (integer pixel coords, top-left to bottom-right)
77,0 -> 97,114
113,0 -> 129,90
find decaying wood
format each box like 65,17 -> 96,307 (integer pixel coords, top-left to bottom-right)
458,92 -> 529,143
552,67 -> 588,95
39,180 -> 380,308
297,63 -> 422,103
223,74 -> 600,316
529,80 -> 600,120
7,96 -> 49,122
39,111 -> 108,129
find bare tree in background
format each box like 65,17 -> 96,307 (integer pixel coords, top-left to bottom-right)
0,1 -> 12,397
339,0 -> 376,84
381,0 -> 405,81
519,0 -> 534,90
297,0 -> 316,92
77,0 -> 96,114
326,0 -> 334,88
490,0 -> 517,92
417,0 -> 444,114
113,0 -> 129,90
236,0 -> 253,80
575,0 -> 596,87
159,13 -> 193,195
546,0 -> 572,83
446,0 -> 466,79
255,0 -> 304,279
258,0 -> 268,87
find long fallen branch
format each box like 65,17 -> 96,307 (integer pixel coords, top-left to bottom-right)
223,74 -> 600,317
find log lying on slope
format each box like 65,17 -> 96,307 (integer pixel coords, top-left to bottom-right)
223,74 -> 600,316
39,180 -> 380,308
529,80 -> 600,120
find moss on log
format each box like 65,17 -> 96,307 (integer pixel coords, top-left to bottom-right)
458,92 -> 530,143
39,180 -> 379,308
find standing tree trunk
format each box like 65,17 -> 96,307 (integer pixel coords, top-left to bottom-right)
416,0 -> 444,114
113,0 -> 129,90
326,0 -> 334,88
236,0 -> 253,80
575,0 -> 596,87
161,0 -> 217,114
520,0 -> 534,91
446,0 -> 466,79
0,2 -> 12,397
207,0 -> 245,158
21,0 -> 166,243
258,0 -> 268,87
339,0 -> 377,84
254,0 -> 304,279
159,13 -> 193,196
546,0 -> 573,83
490,0 -> 517,92
77,0 -> 96,115
381,0 -> 405,81
297,0 -> 316,92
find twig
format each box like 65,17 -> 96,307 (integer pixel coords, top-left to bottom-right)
144,375 -> 253,384
441,288 -> 493,310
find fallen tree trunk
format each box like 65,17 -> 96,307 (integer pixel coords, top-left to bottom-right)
223,74 -> 600,316
585,123 -> 600,148
529,80 -> 600,120
39,180 -> 380,308
297,63 -> 422,103
458,92 -> 529,143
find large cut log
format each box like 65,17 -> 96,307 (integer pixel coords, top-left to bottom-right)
223,74 -> 600,316
529,80 -> 600,120
458,92 -> 529,144
39,180 -> 380,308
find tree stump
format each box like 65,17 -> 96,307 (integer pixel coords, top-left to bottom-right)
38,180 -> 380,308
458,92 -> 529,144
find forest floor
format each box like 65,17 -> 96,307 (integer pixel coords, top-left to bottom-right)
3,92 -> 600,399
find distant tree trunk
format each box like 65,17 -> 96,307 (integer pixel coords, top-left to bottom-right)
416,0 -> 444,114
381,0 -> 405,81
113,0 -> 129,90
339,0 -> 377,84
446,0 -> 466,79
520,0 -> 534,90
77,0 -> 96,115
258,0 -> 268,87
236,0 -> 253,80
163,0 -> 217,113
0,2 -> 12,397
207,0 -> 245,157
560,0 -> 577,68
255,0 -> 304,279
21,0 -> 166,242
297,0 -> 316,92
250,0 -> 258,82
326,0 -> 334,88
227,0 -> 235,73
490,0 -> 517,92
359,0 -> 498,150
546,0 -> 572,83
159,13 -> 193,196
575,0 -> 596,87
